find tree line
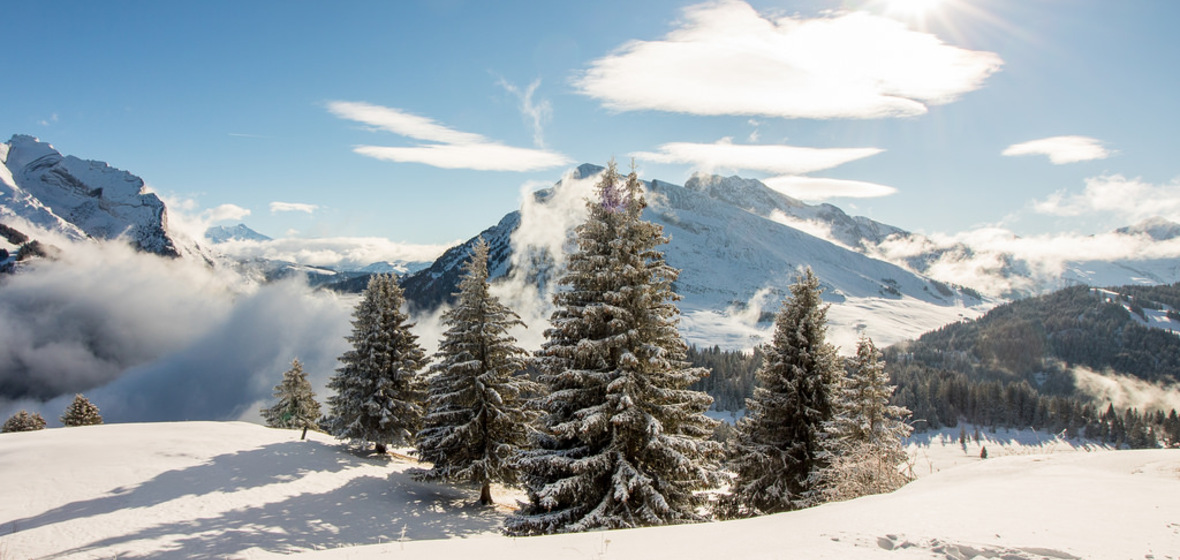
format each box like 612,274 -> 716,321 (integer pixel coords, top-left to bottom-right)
257,161 -> 913,534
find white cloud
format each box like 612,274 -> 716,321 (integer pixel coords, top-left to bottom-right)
354,143 -> 571,172
1033,175 -> 1180,223
158,196 -> 250,242
205,203 -> 251,222
213,236 -> 453,270
269,201 -> 319,214
1002,135 -> 1111,164
328,100 -> 572,172
575,0 -> 1002,119
870,224 -> 1180,298
497,78 -> 553,148
327,101 -> 485,145
763,176 -> 898,200
1073,366 -> 1180,414
632,140 -> 882,175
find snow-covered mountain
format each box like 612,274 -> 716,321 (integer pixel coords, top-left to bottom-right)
205,223 -> 272,244
402,164 -> 991,350
1,135 -> 182,257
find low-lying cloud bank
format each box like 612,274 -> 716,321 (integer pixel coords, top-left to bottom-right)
1073,366 -> 1180,414
0,234 -> 357,424
868,225 -> 1180,298
212,236 -> 453,271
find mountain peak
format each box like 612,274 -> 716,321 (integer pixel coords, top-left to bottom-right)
2,134 -> 181,257
684,172 -> 807,214
205,223 -> 272,244
1116,217 -> 1180,241
572,163 -> 605,180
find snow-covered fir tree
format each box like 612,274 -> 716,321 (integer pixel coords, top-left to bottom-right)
506,161 -> 722,536
261,359 -> 322,434
812,336 -> 912,503
60,394 -> 103,427
416,237 -> 542,505
2,410 -> 47,433
724,267 -> 841,516
323,274 -> 427,454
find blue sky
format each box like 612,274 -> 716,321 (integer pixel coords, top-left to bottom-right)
3,0 -> 1179,248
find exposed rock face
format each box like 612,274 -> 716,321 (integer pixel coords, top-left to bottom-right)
1,135 -> 180,257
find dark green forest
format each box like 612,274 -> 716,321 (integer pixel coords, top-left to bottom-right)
688,283 -> 1180,448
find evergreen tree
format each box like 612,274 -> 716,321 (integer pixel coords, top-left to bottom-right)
416,237 -> 542,505
60,394 -> 104,427
724,267 -> 841,516
812,336 -> 912,503
323,274 -> 427,454
2,410 -> 47,433
261,359 -> 322,435
507,161 -> 721,535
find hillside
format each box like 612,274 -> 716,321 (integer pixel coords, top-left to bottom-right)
891,283 -> 1180,387
397,164 -> 991,352
1,422 -> 1176,559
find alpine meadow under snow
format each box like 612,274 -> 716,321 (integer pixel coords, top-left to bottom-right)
2,422 -> 1178,559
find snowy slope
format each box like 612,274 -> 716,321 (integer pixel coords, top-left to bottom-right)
1,422 -> 1175,560
206,223 -> 273,244
1,135 -> 181,257
402,164 -> 991,351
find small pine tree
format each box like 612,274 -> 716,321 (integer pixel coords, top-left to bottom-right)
724,267 -> 842,516
323,274 -> 427,454
507,161 -> 722,535
262,359 -> 322,435
2,410 -> 47,433
416,237 -> 542,505
812,336 -> 912,503
60,394 -> 104,427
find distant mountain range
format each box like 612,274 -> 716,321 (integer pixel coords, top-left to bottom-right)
6,134 -> 1180,351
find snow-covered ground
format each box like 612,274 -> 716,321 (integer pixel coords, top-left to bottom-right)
1,422 -> 1177,560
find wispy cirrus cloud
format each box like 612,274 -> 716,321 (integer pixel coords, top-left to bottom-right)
328,100 -> 571,172
1003,135 -> 1112,164
496,78 -> 553,148
631,139 -> 882,175
575,0 -> 1002,119
762,176 -> 898,200
329,101 -> 484,145
269,201 -> 319,214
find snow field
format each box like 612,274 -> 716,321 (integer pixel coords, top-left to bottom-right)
0,422 -> 520,559
1,421 -> 1177,559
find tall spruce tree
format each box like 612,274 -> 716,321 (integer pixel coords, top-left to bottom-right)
725,267 -> 841,516
506,161 -> 721,536
812,336 -> 912,503
323,274 -> 426,454
60,394 -> 103,426
261,359 -> 322,436
416,237 -> 542,505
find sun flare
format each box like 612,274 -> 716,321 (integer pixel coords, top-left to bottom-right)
882,0 -> 946,17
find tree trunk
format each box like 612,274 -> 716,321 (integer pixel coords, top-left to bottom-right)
479,481 -> 494,506
301,426 -> 308,440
